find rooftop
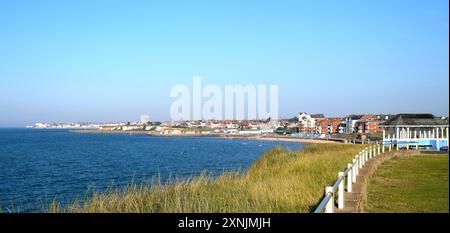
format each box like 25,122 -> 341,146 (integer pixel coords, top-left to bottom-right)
380,114 -> 448,127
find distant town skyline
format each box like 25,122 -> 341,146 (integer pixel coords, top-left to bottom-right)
0,1 -> 449,127
23,111 -> 450,126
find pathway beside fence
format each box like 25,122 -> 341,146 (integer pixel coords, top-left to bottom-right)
335,150 -> 401,213
314,144 -> 386,213
314,144 -> 426,213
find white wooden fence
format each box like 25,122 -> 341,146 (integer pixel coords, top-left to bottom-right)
314,144 -> 385,213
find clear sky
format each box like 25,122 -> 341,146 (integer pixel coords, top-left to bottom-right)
0,0 -> 448,127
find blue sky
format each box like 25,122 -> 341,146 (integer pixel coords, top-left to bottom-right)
0,0 -> 448,126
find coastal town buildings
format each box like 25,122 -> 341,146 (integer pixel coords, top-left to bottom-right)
140,115 -> 150,125
298,112 -> 320,133
343,115 -> 363,133
355,114 -> 382,134
260,120 -> 281,133
122,125 -> 144,131
30,113 -> 449,150
338,120 -> 346,134
298,112 -> 316,132
29,122 -> 116,129
207,120 -> 224,129
317,118 -> 341,135
224,121 -> 240,129
33,123 -> 50,128
354,114 -> 394,134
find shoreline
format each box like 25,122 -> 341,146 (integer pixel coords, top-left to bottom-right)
253,136 -> 339,144
70,129 -> 149,135
70,129 -> 340,144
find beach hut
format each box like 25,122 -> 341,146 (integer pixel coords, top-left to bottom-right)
380,114 -> 449,150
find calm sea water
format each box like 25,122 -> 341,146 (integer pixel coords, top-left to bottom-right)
0,129 -> 305,212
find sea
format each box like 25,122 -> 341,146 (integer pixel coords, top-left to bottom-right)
0,128 -> 305,212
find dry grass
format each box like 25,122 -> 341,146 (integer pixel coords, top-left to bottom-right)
50,143 -> 365,213
366,154 -> 449,213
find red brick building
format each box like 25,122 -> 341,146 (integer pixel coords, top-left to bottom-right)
317,118 -> 342,134
355,114 -> 384,134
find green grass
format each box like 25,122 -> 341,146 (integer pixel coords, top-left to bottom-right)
50,143 -> 365,213
366,154 -> 449,213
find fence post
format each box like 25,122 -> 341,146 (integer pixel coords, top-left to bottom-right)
364,149 -> 367,164
352,159 -> 357,181
363,150 -> 367,165
382,144 -> 385,153
347,164 -> 353,192
378,144 -> 381,155
359,153 -> 363,168
361,149 -> 365,165
360,151 -> 364,166
373,146 -> 376,157
325,186 -> 334,213
338,172 -> 345,209
366,148 -> 369,161
389,143 -> 392,151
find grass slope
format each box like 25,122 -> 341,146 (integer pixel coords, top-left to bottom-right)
366,154 -> 449,213
50,143 -> 365,213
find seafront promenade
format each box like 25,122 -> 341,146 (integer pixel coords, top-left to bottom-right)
71,129 -> 340,144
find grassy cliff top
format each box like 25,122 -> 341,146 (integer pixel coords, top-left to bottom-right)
366,154 -> 449,213
50,143 -> 366,213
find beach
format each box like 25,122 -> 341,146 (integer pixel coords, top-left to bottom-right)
71,130 -> 340,144
254,136 -> 339,144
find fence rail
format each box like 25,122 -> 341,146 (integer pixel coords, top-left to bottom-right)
314,143 -> 386,213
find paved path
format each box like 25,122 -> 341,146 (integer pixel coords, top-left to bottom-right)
335,150 -> 414,213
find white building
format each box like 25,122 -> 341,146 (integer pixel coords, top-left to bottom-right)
381,114 -> 449,150
344,115 -> 362,133
140,115 -> 150,125
298,112 -> 316,132
259,120 -> 279,133
34,123 -> 49,128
